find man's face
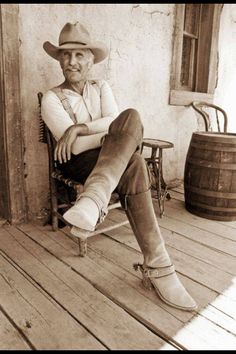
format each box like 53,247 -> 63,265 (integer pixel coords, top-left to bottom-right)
59,48 -> 94,83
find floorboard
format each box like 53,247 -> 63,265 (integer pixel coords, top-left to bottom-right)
0,186 -> 236,349
0,308 -> 31,350
0,225 -> 174,350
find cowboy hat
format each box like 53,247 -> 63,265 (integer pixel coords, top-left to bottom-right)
43,22 -> 108,64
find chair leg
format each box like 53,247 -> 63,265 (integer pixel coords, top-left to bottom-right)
52,212 -> 58,231
77,238 -> 87,257
50,179 -> 59,231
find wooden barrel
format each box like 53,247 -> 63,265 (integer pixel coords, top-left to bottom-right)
184,132 -> 236,221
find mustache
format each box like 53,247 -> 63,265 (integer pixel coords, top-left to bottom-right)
65,67 -> 80,71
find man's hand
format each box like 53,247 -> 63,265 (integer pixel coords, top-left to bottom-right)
54,124 -> 88,163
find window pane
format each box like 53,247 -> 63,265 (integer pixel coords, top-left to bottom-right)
195,4 -> 214,92
184,4 -> 201,35
181,4 -> 200,90
181,36 -> 196,89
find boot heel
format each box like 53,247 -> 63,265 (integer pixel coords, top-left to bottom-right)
142,273 -> 153,290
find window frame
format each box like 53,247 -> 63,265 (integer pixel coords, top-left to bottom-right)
169,3 -> 223,106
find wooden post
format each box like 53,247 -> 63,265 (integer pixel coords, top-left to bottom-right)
0,4 -> 27,223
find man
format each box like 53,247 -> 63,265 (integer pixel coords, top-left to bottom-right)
42,22 -> 197,311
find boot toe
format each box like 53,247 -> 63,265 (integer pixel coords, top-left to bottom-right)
63,205 -> 96,231
151,272 -> 198,311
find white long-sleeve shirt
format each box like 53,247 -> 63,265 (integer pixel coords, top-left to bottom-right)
41,79 -> 119,155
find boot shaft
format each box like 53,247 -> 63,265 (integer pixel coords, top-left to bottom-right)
124,190 -> 171,267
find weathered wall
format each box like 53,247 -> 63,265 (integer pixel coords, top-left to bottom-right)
18,4 -> 236,221
215,4 -> 236,133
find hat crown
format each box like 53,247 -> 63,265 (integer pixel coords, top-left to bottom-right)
59,22 -> 91,45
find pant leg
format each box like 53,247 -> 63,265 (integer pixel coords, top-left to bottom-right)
59,148 -> 101,184
116,151 -> 152,202
59,108 -> 143,185
79,108 -> 144,216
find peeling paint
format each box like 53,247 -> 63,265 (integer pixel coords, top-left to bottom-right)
131,4 -> 170,17
143,10 -> 170,17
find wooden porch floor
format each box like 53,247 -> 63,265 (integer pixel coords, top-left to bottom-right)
1,186 -> 236,350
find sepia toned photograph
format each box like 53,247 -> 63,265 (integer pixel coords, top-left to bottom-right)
0,3 -> 236,350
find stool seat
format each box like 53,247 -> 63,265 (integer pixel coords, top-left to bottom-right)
142,138 -> 174,150
142,138 -> 174,217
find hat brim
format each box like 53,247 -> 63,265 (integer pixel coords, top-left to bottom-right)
43,41 -> 108,64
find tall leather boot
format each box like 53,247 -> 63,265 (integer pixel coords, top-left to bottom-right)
125,190 -> 198,311
63,108 -> 143,230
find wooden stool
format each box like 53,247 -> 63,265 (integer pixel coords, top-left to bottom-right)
141,138 -> 174,217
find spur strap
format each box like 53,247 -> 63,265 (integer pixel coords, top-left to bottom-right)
133,262 -> 175,279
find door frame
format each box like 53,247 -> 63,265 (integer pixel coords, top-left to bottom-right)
0,4 -> 27,223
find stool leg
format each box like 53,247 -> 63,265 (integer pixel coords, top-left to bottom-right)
143,143 -> 172,218
152,159 -> 165,217
151,148 -> 170,218
158,148 -> 170,217
159,149 -> 169,192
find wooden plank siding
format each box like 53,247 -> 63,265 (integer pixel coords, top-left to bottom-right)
0,186 -> 236,349
0,4 -> 27,223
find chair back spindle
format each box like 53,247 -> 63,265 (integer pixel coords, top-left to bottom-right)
191,101 -> 228,133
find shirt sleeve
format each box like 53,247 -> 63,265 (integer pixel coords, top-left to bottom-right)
84,80 -> 119,134
41,81 -> 119,155
41,89 -> 107,155
41,90 -> 74,141
71,132 -> 107,155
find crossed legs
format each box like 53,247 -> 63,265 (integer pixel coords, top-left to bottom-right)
61,109 -> 197,311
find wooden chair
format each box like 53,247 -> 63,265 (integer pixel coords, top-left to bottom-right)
38,92 -> 129,256
191,102 -> 228,133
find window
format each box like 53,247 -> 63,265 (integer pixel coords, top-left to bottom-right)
170,4 -> 223,106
